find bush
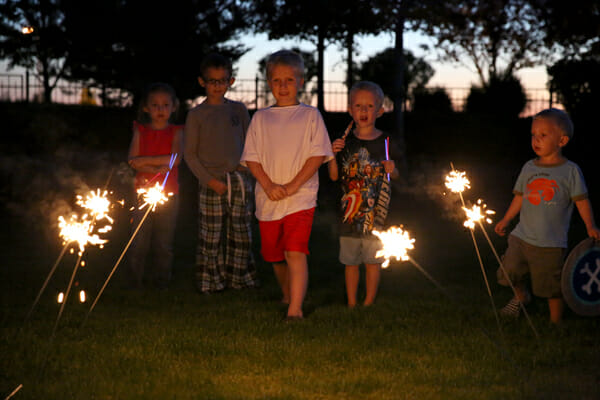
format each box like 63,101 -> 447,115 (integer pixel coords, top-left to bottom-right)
465,75 -> 527,118
411,88 -> 454,115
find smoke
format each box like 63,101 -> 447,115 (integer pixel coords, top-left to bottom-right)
394,158 -> 474,224
0,145 -> 134,235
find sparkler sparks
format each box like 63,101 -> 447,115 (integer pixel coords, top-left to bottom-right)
445,170 -> 471,194
76,189 -> 114,223
462,199 -> 496,230
372,226 -> 415,268
58,214 -> 108,253
137,183 -> 172,211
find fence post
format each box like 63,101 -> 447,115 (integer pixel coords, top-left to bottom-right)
255,75 -> 259,111
25,70 -> 29,104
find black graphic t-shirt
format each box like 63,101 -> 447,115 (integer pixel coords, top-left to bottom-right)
336,132 -> 393,238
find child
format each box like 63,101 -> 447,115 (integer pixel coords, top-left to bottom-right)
241,50 -> 333,320
184,53 -> 259,293
328,81 -> 400,307
127,83 -> 183,289
494,108 -> 600,323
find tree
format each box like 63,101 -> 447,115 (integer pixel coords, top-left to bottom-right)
536,0 -> 600,59
0,0 -> 249,104
62,0 -> 249,104
0,0 -> 70,103
251,0 -> 353,112
418,0 -> 547,88
358,47 -> 434,109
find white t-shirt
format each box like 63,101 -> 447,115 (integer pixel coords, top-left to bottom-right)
241,103 -> 333,221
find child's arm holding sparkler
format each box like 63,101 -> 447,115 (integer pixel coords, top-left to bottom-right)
328,138 -> 346,181
575,198 -> 600,239
328,121 -> 352,181
246,161 -> 287,201
494,194 -> 523,236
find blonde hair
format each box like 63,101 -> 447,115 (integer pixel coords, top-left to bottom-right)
266,50 -> 304,80
349,81 -> 385,109
534,108 -> 574,139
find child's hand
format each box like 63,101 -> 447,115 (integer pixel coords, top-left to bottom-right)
587,225 -> 600,240
283,182 -> 299,197
381,160 -> 395,174
495,219 -> 510,236
332,138 -> 345,154
208,179 -> 227,196
265,182 -> 287,201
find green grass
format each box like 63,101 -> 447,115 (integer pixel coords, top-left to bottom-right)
2,159 -> 600,400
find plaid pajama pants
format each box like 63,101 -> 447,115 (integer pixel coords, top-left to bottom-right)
195,171 -> 259,292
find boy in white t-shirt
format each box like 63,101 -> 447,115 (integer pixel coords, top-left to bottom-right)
241,50 -> 333,320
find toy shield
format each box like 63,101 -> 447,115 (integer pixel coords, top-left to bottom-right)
561,238 -> 600,316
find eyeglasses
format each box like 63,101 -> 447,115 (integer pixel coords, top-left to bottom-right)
204,78 -> 230,86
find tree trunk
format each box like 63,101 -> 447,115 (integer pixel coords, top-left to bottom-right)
317,28 -> 325,113
346,30 -> 354,91
393,11 -> 408,178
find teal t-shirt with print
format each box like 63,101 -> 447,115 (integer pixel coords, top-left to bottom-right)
511,159 -> 588,248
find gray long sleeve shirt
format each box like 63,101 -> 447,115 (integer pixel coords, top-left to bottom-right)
183,99 -> 250,185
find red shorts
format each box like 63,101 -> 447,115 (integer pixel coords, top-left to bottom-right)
258,208 -> 315,262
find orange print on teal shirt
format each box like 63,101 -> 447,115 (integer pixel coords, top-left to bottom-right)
526,178 -> 559,205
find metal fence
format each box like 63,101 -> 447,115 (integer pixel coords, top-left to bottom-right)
1,73 -> 556,116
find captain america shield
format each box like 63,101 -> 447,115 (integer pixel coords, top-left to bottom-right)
561,237 -> 600,316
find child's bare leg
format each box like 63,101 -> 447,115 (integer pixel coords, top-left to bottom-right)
513,284 -> 530,302
284,251 -> 308,317
548,297 -> 564,324
364,263 -> 381,306
344,265 -> 359,308
272,262 -> 290,304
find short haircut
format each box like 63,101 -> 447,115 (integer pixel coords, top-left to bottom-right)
266,50 -> 304,80
137,82 -> 179,123
534,108 -> 574,139
200,53 -> 233,78
349,81 -> 385,109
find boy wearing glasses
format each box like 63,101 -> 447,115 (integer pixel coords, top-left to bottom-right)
184,53 -> 259,293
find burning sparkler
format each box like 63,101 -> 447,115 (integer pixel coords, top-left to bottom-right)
76,189 -> 114,224
137,182 -> 172,211
372,226 -> 415,268
463,199 -> 496,230
85,154 -> 178,324
445,169 -> 471,194
444,164 -> 538,339
372,226 -> 453,299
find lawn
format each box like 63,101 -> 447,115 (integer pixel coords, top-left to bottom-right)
1,151 -> 600,400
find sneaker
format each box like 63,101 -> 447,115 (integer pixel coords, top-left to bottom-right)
500,293 -> 531,318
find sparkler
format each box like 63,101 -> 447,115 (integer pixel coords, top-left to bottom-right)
372,226 -> 452,299
25,189 -> 115,326
446,164 -> 538,339
341,120 -> 354,140
85,154 -> 178,324
445,164 -> 502,332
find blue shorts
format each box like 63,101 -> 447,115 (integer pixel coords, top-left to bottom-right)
339,236 -> 384,266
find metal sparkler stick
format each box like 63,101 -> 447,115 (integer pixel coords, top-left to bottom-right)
51,252 -> 84,338
3,384 -> 23,400
83,202 -> 153,325
341,120 -> 354,140
24,243 -> 70,324
477,219 -> 539,339
447,163 -> 502,332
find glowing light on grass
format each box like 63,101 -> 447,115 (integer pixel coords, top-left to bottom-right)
79,290 -> 86,303
463,199 -> 496,230
57,292 -> 64,304
372,226 -> 415,268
